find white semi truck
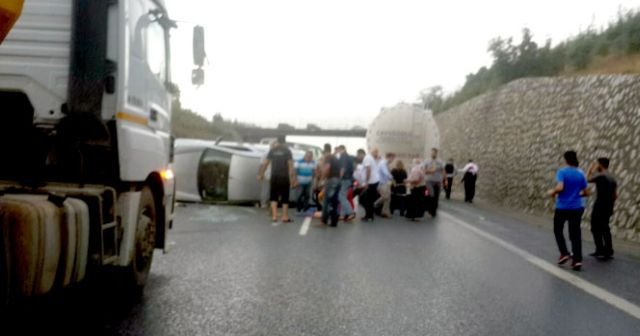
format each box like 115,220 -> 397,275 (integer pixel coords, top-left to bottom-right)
0,0 -> 205,307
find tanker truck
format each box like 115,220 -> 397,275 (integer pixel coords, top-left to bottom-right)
366,102 -> 439,164
0,0 -> 206,307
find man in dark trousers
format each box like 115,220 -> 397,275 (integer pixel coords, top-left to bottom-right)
460,160 -> 478,203
361,148 -> 380,221
321,150 -> 342,226
258,135 -> 297,223
444,159 -> 455,200
586,157 -> 617,260
422,148 -> 445,217
548,151 -> 589,271
336,145 -> 356,222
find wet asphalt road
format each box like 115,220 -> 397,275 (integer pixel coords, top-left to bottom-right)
4,201 -> 640,335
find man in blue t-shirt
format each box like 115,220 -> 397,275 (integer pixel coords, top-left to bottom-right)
295,151 -> 316,212
548,151 -> 590,271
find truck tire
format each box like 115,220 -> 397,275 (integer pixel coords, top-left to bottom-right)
127,187 -> 157,293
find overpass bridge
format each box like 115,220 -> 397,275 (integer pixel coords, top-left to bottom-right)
235,126 -> 367,142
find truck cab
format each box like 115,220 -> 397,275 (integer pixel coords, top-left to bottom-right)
0,0 -> 205,304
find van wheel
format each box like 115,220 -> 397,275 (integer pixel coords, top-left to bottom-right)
127,187 -> 157,293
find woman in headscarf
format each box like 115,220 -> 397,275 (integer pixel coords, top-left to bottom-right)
405,158 -> 426,221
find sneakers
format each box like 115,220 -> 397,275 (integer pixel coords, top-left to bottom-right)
344,214 -> 357,222
557,255 -> 571,265
590,251 -> 615,261
571,262 -> 583,271
557,255 -> 583,271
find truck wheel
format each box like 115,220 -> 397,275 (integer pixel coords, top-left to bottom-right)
127,187 -> 157,293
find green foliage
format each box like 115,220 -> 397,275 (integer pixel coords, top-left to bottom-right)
432,9 -> 640,114
171,97 -> 243,140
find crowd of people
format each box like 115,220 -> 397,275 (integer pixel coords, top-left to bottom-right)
258,136 -> 479,226
258,137 -> 618,271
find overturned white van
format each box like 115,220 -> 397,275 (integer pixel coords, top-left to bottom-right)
174,139 -> 305,203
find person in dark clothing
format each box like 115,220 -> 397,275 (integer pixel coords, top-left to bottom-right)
336,145 -> 356,221
444,159 -> 455,200
258,135 -> 297,223
548,151 -> 590,271
586,157 -> 617,260
405,158 -> 426,221
390,160 -> 408,216
321,152 -> 342,226
460,160 -> 478,203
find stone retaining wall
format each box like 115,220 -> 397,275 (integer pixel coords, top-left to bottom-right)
434,75 -> 640,242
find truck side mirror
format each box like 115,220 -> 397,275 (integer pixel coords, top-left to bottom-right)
193,26 -> 206,67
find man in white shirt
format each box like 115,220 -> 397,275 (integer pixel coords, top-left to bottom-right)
352,149 -> 367,217
361,148 -> 380,221
460,160 -> 479,203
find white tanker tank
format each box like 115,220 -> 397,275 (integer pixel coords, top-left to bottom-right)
366,102 -> 439,164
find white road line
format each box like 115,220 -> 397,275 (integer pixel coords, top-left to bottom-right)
440,211 -> 640,321
299,217 -> 311,236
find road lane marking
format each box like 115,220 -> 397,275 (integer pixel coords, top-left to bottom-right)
440,211 -> 640,321
299,217 -> 311,236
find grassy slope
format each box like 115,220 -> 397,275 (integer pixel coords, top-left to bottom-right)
564,53 -> 640,76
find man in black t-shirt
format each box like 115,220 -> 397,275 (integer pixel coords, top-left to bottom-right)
258,135 -> 297,223
586,157 -> 618,260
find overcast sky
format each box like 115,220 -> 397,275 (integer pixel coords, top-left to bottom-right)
167,0 -> 640,128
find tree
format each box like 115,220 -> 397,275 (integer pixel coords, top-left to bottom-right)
306,123 -> 322,131
426,9 -> 640,114
419,86 -> 444,111
212,113 -> 224,124
277,123 -> 295,130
